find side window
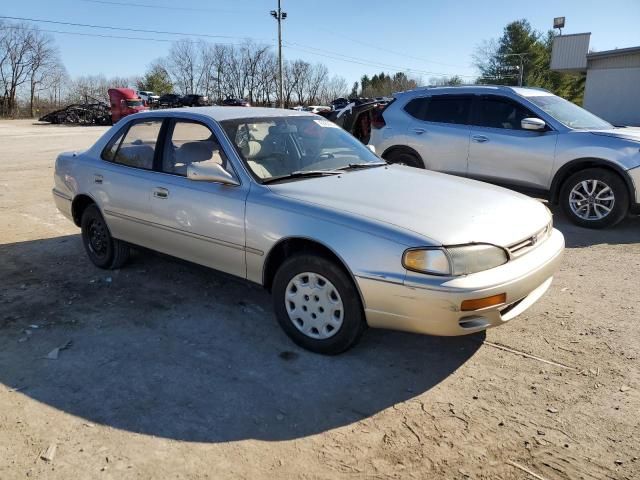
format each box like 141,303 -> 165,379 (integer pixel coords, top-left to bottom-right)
422,96 -> 472,124
474,97 -> 534,130
113,119 -> 163,169
162,120 -> 229,176
101,129 -> 125,161
404,96 -> 471,125
404,98 -> 428,119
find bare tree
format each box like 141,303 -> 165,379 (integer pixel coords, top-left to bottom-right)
26,29 -> 58,117
167,39 -> 198,94
0,22 -> 35,116
291,60 -> 311,105
305,63 -> 328,105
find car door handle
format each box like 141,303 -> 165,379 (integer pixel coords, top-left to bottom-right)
152,187 -> 169,199
94,174 -> 103,184
472,135 -> 489,143
412,128 -> 427,135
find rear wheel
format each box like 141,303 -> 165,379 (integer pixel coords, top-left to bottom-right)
560,168 -> 629,228
385,149 -> 423,168
81,204 -> 130,269
272,254 -> 366,354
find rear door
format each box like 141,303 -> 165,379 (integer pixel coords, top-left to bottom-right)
467,95 -> 558,189
403,94 -> 473,175
97,118 -> 164,247
147,118 -> 249,277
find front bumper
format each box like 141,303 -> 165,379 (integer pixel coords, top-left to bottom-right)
358,228 -> 565,336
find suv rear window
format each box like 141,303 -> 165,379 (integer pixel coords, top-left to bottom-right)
404,95 -> 472,125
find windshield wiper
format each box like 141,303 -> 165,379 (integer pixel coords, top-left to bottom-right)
337,162 -> 387,170
262,170 -> 342,184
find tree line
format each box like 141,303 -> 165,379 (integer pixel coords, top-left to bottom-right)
138,38 -> 349,107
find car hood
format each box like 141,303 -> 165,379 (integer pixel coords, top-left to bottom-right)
269,166 -> 550,247
590,128 -> 640,143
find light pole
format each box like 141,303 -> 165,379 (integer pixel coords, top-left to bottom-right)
270,1 -> 287,108
502,53 -> 527,86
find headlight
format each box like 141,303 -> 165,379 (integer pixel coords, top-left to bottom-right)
403,244 -> 508,276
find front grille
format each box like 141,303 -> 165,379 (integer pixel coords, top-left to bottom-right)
507,223 -> 552,258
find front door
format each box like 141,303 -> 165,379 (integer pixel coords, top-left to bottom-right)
404,94 -> 473,176
467,95 -> 558,190
148,118 -> 249,278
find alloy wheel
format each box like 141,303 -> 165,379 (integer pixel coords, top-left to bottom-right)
569,179 -> 615,221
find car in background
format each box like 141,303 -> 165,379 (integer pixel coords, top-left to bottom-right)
52,107 -> 563,354
370,86 -> 640,228
303,105 -> 331,114
181,94 -> 210,107
157,93 -> 182,108
223,98 -> 250,107
137,90 -> 159,105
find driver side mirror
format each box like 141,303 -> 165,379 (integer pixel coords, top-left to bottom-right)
187,162 -> 239,186
521,117 -> 546,131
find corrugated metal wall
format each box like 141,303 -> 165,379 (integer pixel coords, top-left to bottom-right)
588,52 -> 640,70
550,33 -> 590,71
584,67 -> 640,126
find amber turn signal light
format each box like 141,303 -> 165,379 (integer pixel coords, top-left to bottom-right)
461,293 -> 507,311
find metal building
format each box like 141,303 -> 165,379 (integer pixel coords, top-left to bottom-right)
551,34 -> 640,126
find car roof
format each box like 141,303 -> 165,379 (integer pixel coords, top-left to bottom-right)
141,106 -> 316,121
394,85 -> 552,98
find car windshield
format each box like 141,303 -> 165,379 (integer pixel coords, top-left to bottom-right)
527,95 -> 612,130
126,99 -> 144,107
221,116 -> 383,182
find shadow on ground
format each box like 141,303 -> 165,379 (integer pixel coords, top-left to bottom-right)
548,205 -> 640,248
0,235 -> 482,443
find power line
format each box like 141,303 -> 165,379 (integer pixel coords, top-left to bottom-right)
0,15 -> 269,42
285,42 -> 484,79
3,14 -> 507,81
313,26 -> 470,70
79,0 -> 259,14
1,25 -> 242,46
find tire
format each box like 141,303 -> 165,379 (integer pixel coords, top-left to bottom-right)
80,204 -> 130,269
272,254 -> 366,355
560,168 -> 629,229
385,149 -> 423,168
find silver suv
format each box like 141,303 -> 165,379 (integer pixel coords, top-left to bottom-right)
370,86 -> 640,228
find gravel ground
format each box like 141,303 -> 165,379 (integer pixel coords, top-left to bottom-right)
1,119 -> 638,479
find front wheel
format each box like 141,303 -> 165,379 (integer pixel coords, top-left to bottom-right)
81,204 -> 130,269
272,254 -> 366,354
560,168 -> 629,229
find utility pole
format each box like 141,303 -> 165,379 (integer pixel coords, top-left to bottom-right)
270,1 -> 287,108
501,53 -> 527,86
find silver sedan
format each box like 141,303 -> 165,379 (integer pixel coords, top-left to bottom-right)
53,107 -> 564,354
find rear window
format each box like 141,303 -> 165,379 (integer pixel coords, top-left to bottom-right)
404,95 -> 472,125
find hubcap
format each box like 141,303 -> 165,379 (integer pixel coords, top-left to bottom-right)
285,272 -> 344,340
569,179 -> 615,221
88,219 -> 108,256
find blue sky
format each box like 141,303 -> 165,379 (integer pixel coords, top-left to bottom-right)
2,0 -> 639,85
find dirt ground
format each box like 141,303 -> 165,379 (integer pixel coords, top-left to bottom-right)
0,119 -> 638,480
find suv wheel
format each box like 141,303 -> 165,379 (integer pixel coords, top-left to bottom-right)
560,168 -> 629,228
272,254 -> 366,355
385,149 -> 423,168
